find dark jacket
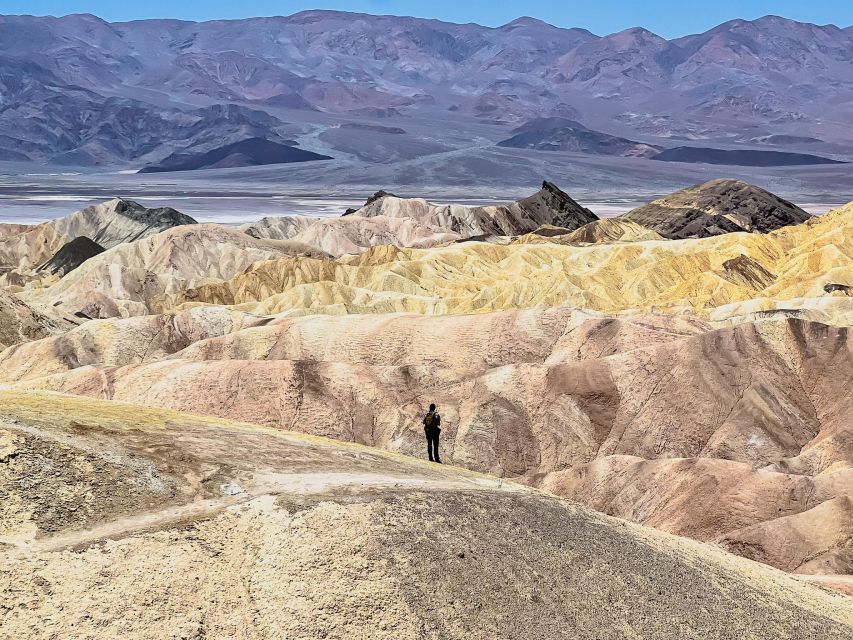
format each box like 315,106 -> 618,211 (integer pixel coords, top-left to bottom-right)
423,410 -> 441,434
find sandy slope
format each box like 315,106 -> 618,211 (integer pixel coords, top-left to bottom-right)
1,391 -> 851,639
0,289 -> 77,350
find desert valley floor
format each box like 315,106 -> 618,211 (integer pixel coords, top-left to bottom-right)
1,178 -> 852,637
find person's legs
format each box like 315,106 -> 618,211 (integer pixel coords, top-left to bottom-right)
427,434 -> 434,461
433,432 -> 441,463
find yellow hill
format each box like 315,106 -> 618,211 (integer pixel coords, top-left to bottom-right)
155,204 -> 852,320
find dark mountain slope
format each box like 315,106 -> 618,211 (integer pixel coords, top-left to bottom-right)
139,138 -> 332,173
651,147 -> 846,166
621,179 -> 812,239
497,118 -> 661,157
37,237 -> 105,276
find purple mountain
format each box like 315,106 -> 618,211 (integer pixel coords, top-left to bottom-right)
0,11 -> 851,170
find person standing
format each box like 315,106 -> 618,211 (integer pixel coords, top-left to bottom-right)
423,403 -> 441,463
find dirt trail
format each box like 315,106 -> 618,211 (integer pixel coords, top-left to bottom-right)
19,472 -> 507,554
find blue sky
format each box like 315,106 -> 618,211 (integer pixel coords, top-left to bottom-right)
6,1 -> 853,38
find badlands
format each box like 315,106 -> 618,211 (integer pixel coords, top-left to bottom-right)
1,178 -> 852,637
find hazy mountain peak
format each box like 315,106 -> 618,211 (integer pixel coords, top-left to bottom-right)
501,16 -> 554,29
605,25 -> 666,44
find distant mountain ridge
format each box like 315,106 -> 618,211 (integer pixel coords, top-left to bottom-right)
0,11 -> 852,171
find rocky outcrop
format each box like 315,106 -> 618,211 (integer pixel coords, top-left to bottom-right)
348,181 -> 598,236
0,289 -> 76,350
37,236 -> 105,276
621,179 -> 812,239
825,283 -> 852,296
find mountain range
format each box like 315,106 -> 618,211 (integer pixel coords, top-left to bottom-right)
1,11 -> 853,178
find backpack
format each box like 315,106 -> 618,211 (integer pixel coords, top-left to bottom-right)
424,411 -> 440,431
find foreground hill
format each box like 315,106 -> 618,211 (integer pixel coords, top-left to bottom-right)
622,179 -> 812,238
1,391 -> 851,638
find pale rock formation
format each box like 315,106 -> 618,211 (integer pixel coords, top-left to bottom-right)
0,307 -> 708,383
0,289 -> 77,350
241,213 -> 460,256
0,306 -> 266,382
515,219 -> 664,244
0,198 -> 196,277
350,181 -> 598,236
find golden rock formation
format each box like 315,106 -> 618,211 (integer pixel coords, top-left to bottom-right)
153,203 -> 851,321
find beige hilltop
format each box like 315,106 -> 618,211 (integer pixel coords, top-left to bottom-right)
242,212 -> 461,255
515,219 -> 665,245
349,181 -> 598,236
20,224 -> 329,318
238,181 -> 601,256
0,198 -> 195,281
